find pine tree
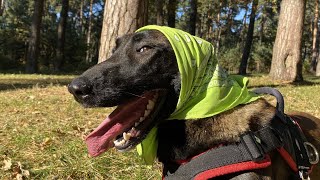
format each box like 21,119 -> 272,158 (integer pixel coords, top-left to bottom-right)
269,0 -> 306,81
26,0 -> 44,73
98,0 -> 148,63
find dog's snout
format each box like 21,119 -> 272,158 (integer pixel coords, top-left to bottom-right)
68,78 -> 92,97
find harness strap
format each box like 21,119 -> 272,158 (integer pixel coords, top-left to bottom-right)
163,87 -> 318,179
253,87 -> 317,178
164,126 -> 283,180
287,115 -> 314,179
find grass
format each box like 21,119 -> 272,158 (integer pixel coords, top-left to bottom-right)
0,73 -> 319,179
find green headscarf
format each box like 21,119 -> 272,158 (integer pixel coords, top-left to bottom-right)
136,25 -> 259,164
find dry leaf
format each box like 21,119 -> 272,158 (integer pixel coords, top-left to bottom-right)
28,95 -> 35,100
12,162 -> 30,179
15,174 -> 23,180
32,111 -> 41,115
2,157 -> 12,171
41,137 -> 52,146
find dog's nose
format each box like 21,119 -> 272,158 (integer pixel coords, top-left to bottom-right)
68,78 -> 92,97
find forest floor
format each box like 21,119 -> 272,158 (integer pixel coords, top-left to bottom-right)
0,74 -> 319,179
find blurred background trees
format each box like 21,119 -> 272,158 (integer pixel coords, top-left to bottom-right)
0,0 -> 319,81
0,0 -> 104,73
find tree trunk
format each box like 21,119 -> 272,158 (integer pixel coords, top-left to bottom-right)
197,14 -> 202,37
225,1 -> 234,35
79,0 -> 84,34
55,0 -> 69,72
311,0 -> 319,73
98,0 -> 148,63
26,0 -> 44,73
239,0 -> 258,75
269,0 -> 306,82
259,3 -> 266,45
188,0 -> 197,35
156,0 -> 164,25
215,1 -> 222,56
240,3 -> 248,45
0,0 -> 4,16
205,4 -> 212,40
316,57 -> 320,76
85,0 -> 94,63
167,0 -> 177,27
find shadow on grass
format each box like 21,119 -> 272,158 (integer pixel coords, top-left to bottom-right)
250,80 -> 320,88
0,78 -> 73,91
290,80 -> 320,86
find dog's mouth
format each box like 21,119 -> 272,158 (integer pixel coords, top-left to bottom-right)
85,89 -> 167,157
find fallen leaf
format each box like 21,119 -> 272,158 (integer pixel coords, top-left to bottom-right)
32,111 -> 41,115
41,137 -> 52,146
15,174 -> 23,180
28,95 -> 35,100
2,157 -> 12,171
12,162 -> 30,179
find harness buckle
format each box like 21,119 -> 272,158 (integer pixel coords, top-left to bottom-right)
304,142 -> 319,165
299,170 -> 310,180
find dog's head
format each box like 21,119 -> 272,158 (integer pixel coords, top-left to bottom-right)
68,30 -> 181,156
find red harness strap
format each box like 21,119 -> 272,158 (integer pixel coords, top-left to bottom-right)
194,155 -> 271,180
278,147 -> 299,172
174,145 -> 272,179
163,88 -> 318,179
163,123 -> 317,179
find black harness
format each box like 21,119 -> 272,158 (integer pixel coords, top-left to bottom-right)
163,87 -> 319,180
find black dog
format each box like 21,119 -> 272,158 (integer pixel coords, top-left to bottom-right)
68,28 -> 319,179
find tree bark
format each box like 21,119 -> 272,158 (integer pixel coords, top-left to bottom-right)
239,0 -> 258,75
188,0 -> 197,35
26,0 -> 44,73
316,57 -> 320,76
156,0 -> 164,25
259,3 -> 266,45
98,0 -> 148,63
239,3 -> 248,46
311,0 -> 319,73
85,0 -> 94,63
215,1 -> 222,56
225,1 -> 234,35
0,0 -> 4,16
167,0 -> 177,28
79,0 -> 84,34
269,0 -> 306,82
55,0 -> 69,72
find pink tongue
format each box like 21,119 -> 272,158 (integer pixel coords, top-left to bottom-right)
85,93 -> 154,157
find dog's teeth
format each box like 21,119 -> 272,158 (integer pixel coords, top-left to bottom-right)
119,139 -> 125,145
139,117 -> 145,122
121,139 -> 125,144
144,110 -> 151,117
147,100 -> 155,110
113,137 -> 127,146
114,139 -> 124,146
123,132 -> 131,141
135,117 -> 146,127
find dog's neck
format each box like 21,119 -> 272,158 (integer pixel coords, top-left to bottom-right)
157,99 -> 276,166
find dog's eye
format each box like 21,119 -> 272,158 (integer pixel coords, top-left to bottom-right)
137,46 -> 151,53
